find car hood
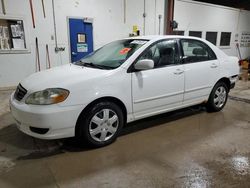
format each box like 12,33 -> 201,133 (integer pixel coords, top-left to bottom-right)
21,64 -> 111,91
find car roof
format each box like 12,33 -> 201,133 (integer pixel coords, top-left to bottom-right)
127,35 -> 205,41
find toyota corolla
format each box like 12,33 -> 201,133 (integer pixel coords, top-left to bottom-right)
10,35 -> 239,147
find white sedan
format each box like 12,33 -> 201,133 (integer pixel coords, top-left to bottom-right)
10,35 -> 239,147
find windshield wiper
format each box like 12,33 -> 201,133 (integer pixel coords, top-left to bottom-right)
80,61 -> 114,70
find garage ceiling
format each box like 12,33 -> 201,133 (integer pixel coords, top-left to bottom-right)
193,0 -> 250,10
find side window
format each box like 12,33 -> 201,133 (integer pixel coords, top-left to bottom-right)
138,40 -> 180,68
181,39 -> 217,63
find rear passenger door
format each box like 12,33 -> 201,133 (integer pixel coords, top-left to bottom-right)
180,39 -> 219,104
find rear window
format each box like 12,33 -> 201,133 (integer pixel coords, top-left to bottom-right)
181,39 -> 217,63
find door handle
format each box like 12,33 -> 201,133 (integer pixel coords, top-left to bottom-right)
210,63 -> 218,68
72,52 -> 77,55
174,69 -> 184,75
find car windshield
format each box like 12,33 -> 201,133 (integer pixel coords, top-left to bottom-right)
75,39 -> 148,69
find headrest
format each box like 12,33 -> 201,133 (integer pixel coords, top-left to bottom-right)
160,48 -> 173,56
144,49 -> 153,59
192,48 -> 206,55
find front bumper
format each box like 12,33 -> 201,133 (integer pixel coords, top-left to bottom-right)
10,93 -> 84,139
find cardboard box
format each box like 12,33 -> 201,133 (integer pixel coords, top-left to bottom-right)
241,60 -> 249,70
240,69 -> 249,81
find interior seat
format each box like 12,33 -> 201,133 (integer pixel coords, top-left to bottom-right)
156,48 -> 174,67
192,47 -> 208,62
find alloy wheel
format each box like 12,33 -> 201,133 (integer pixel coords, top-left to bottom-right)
214,86 -> 227,108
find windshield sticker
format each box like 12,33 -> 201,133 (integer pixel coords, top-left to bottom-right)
130,40 -> 147,45
119,48 -> 131,55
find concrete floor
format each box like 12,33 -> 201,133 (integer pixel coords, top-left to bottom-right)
0,81 -> 250,188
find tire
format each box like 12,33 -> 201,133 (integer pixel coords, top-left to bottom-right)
206,81 -> 229,112
77,101 -> 124,148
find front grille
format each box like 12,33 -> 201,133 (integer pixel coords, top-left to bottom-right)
14,84 -> 27,101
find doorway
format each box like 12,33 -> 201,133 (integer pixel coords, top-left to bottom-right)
68,18 -> 93,62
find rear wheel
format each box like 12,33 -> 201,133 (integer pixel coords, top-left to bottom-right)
206,82 -> 229,112
77,101 -> 124,147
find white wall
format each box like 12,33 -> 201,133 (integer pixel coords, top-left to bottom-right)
174,0 -> 250,59
0,0 -> 165,88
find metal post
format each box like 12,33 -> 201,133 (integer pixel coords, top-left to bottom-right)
143,0 -> 146,35
52,0 -> 59,52
1,0 -> 6,15
166,0 -> 174,35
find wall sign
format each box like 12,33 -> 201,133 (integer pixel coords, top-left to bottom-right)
240,31 -> 250,47
77,43 -> 88,52
77,33 -> 86,43
83,17 -> 93,23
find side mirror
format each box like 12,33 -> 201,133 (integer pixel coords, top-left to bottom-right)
134,59 -> 154,71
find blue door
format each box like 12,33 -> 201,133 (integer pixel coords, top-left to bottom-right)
69,18 -> 93,62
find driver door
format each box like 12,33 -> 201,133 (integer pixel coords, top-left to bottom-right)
131,40 -> 185,119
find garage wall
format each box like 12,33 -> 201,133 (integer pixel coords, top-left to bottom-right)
174,0 -> 250,59
0,0 -> 165,88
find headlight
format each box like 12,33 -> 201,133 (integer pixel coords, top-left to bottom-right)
25,88 -> 69,105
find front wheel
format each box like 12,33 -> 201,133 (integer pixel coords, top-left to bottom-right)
77,101 -> 124,147
206,82 -> 229,112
